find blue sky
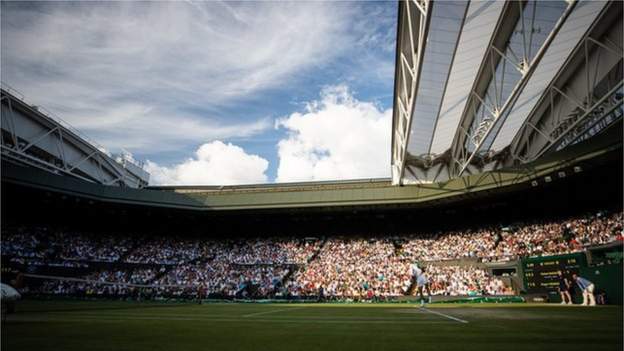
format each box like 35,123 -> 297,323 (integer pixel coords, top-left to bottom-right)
1,1 -> 397,185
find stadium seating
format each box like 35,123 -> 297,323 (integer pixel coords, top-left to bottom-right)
2,210 -> 621,300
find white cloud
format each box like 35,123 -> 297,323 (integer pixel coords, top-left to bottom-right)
275,85 -> 391,182
1,1 -> 353,152
1,2 -> 398,184
60,102 -> 272,152
145,141 -> 268,185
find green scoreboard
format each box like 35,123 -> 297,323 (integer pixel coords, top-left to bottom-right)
522,253 -> 586,294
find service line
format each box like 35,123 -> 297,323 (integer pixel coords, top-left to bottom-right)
418,307 -> 469,324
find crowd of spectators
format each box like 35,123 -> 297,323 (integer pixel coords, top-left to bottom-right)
2,228 -> 48,259
1,228 -> 131,263
400,211 -> 623,262
124,238 -> 207,265
284,239 -> 411,298
2,210 -> 621,300
1,230 -> 321,266
214,239 -> 321,265
8,257 -> 89,268
38,268 -> 159,297
426,265 -> 513,296
400,229 -> 497,262
491,211 -> 622,259
35,263 -> 289,299
153,262 -> 289,297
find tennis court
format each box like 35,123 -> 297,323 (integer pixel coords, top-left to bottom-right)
2,301 -> 622,351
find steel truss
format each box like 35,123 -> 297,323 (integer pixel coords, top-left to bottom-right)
509,19 -> 624,164
392,0 -> 431,185
1,86 -> 148,188
450,0 -> 577,178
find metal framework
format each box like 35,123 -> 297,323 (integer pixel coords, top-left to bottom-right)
1,86 -> 150,188
390,0 -> 621,186
509,19 -> 624,163
450,0 -> 577,177
392,0 -> 431,185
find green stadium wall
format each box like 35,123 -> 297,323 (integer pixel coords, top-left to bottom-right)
522,252 -> 623,305
579,264 -> 623,305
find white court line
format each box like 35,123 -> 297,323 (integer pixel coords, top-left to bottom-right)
8,315 -> 454,325
243,307 -> 305,318
63,312 -> 434,321
418,307 -> 469,324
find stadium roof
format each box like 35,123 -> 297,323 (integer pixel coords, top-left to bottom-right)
3,119 -> 620,211
391,0 -> 623,185
1,0 -> 621,197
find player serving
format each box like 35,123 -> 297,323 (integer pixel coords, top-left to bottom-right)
411,262 -> 432,307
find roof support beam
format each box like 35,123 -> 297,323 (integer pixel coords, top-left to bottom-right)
509,5 -> 623,163
391,0 -> 431,185
1,87 -> 150,188
451,0 -> 577,177
520,81 -> 623,162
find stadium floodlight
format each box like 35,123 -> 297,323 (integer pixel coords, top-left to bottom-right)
544,176 -> 552,183
558,171 -> 566,178
574,166 -> 583,173
531,180 -> 539,187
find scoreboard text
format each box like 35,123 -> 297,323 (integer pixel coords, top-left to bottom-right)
522,253 -> 585,294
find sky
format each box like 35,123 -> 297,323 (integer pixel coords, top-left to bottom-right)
1,1 -> 397,185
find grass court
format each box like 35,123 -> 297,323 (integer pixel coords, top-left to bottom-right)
2,300 -> 622,351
